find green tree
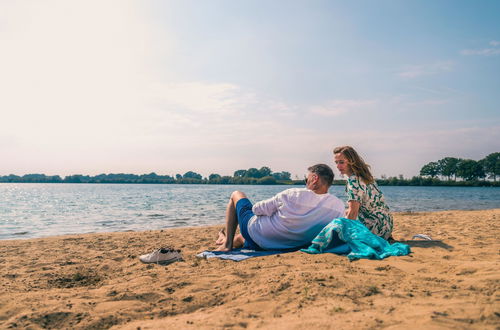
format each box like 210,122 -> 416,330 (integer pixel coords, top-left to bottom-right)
1,175 -> 21,182
208,173 -> 221,182
258,166 -> 272,177
456,159 -> 485,181
219,176 -> 232,184
257,176 -> 277,184
245,168 -> 262,178
64,175 -> 91,183
420,162 -> 439,178
272,171 -> 291,180
138,173 -> 157,183
437,157 -> 459,181
482,152 -> 500,181
183,171 -> 202,180
233,169 -> 247,177
281,171 -> 291,180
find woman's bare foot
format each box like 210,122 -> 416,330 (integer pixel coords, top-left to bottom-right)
215,228 -> 226,245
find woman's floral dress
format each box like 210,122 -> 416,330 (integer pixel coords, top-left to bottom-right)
346,175 -> 393,240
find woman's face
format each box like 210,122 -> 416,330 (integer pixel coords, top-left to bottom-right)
334,153 -> 352,176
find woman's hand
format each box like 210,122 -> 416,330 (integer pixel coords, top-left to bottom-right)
345,200 -> 360,220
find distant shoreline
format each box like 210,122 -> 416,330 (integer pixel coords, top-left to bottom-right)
0,180 -> 498,187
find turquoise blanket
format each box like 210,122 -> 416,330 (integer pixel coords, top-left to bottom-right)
301,218 -> 411,261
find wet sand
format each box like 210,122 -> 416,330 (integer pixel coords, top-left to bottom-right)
0,209 -> 499,329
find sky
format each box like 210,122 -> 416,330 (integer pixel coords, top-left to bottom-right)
1,0 -> 499,179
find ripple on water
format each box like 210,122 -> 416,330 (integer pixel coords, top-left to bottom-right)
173,221 -> 189,226
147,214 -> 168,218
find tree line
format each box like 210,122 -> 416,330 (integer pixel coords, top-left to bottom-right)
1,154 -> 498,186
375,175 -> 499,187
0,166 -> 297,185
419,152 -> 499,182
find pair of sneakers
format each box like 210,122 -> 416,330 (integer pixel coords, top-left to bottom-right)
139,247 -> 183,265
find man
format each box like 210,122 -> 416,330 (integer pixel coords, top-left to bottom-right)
216,164 -> 345,251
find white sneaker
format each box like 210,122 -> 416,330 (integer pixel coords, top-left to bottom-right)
139,247 -> 183,265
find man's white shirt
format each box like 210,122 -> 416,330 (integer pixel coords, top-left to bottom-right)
247,188 -> 345,249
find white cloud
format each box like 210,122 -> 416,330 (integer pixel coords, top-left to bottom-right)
309,99 -> 377,117
410,85 -> 460,95
406,99 -> 450,107
146,82 -> 241,116
460,48 -> 500,56
397,61 -> 454,79
138,81 -> 297,141
460,40 -> 500,56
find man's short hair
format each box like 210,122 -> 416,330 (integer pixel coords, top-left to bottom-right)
308,164 -> 335,186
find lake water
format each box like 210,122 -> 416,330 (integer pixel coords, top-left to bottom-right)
0,183 -> 498,240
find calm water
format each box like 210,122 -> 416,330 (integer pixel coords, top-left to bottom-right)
0,183 -> 498,240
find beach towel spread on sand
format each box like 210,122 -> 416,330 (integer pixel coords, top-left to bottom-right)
301,218 -> 411,260
197,244 -> 351,262
197,249 -> 291,261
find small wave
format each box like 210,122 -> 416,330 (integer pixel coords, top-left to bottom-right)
147,214 -> 168,218
13,231 -> 29,236
173,221 -> 189,226
99,222 -> 114,226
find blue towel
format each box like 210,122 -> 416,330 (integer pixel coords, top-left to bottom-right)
197,243 -> 352,262
301,217 -> 411,260
197,249 -> 286,261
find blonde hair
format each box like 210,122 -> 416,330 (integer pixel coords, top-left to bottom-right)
333,146 -> 375,184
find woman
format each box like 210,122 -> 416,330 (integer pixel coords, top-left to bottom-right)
333,146 -> 393,240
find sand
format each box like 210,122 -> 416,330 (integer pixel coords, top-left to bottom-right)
0,209 -> 499,329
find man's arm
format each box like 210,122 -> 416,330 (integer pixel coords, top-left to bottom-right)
252,192 -> 282,216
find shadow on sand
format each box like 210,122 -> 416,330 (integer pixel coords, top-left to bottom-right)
397,240 -> 454,250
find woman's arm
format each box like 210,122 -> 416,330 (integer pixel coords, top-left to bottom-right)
345,200 -> 360,220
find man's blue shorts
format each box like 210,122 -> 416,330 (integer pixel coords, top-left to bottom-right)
235,198 -> 261,250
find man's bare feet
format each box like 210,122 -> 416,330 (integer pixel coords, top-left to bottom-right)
233,234 -> 245,248
215,228 -> 226,245
214,245 -> 232,252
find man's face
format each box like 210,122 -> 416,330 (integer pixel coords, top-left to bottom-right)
305,171 -> 317,189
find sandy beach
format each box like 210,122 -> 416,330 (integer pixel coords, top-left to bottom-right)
0,209 -> 498,329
